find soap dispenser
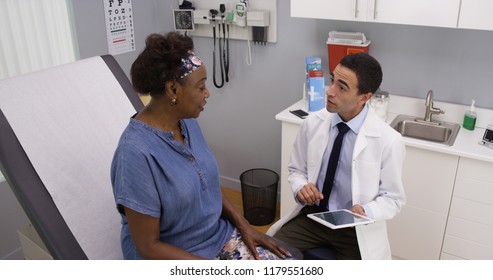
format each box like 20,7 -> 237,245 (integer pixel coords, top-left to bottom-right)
463,99 -> 477,130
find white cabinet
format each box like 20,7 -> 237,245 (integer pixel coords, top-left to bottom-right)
279,121 -> 301,217
458,0 -> 493,31
291,0 -> 368,22
441,157 -> 493,259
369,0 -> 461,28
387,146 -> 458,259
291,0 -> 462,28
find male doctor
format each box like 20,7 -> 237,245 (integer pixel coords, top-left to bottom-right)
269,53 -> 406,259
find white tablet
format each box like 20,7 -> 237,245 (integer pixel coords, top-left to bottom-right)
307,209 -> 375,229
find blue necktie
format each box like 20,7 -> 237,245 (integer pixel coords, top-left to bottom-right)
319,122 -> 350,211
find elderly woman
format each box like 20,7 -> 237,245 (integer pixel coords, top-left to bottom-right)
110,32 -> 297,260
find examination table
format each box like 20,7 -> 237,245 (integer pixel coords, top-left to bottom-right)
0,55 -> 143,259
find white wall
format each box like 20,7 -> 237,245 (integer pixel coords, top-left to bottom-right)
71,0 -> 171,79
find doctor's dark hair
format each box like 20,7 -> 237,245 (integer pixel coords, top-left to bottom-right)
130,32 -> 194,96
339,52 -> 382,95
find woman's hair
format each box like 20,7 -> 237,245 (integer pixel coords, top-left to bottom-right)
339,52 -> 382,95
130,32 -> 194,96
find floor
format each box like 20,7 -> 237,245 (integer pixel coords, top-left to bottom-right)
221,187 -> 280,234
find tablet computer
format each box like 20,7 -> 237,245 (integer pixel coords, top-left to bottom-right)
307,209 -> 375,229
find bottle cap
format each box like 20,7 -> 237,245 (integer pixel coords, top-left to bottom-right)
374,89 -> 389,98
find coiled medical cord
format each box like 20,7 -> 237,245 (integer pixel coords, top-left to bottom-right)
212,22 -> 224,88
223,23 -> 230,82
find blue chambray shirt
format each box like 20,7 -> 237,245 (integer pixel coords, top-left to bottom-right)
111,117 -> 234,259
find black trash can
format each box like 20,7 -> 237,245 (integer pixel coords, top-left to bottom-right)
240,168 -> 279,226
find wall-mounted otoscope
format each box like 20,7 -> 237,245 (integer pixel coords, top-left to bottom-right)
210,8 -> 224,88
219,4 -> 229,83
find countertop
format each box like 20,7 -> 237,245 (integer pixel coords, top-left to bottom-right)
276,96 -> 493,164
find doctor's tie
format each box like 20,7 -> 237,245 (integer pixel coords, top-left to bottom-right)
319,122 -> 350,211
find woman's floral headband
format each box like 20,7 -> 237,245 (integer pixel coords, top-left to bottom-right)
177,51 -> 202,80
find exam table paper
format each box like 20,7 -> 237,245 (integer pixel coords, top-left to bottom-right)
0,57 -> 136,259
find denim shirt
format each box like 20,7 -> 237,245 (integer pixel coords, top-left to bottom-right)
111,117 -> 233,259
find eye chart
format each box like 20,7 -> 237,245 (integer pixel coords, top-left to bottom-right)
103,0 -> 135,55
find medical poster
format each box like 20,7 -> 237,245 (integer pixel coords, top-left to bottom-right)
103,0 -> 135,55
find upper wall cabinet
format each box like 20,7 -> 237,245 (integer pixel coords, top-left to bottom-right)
458,0 -> 493,31
291,0 -> 368,22
369,0 -> 461,28
291,0 -> 463,29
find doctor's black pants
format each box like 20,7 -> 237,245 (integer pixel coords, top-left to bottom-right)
273,205 -> 362,260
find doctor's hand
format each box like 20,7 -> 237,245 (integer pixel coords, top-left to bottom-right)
296,183 -> 323,206
350,204 -> 366,216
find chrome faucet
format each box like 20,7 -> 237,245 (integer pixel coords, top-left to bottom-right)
423,90 -> 444,123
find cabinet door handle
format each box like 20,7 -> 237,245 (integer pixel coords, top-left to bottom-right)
373,0 -> 378,19
354,0 -> 359,18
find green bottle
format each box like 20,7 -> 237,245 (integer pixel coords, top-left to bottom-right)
463,99 -> 477,130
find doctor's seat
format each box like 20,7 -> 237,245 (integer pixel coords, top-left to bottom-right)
303,246 -> 337,260
0,55 -> 143,259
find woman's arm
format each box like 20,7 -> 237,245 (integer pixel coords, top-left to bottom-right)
220,190 -> 291,259
124,207 -> 206,260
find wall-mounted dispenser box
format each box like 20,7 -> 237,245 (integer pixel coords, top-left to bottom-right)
193,9 -> 210,25
247,10 -> 269,27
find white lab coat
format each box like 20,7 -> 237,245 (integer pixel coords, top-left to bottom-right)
267,108 -> 406,259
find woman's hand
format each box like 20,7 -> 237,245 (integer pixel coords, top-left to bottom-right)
221,189 -> 291,260
236,224 -> 292,260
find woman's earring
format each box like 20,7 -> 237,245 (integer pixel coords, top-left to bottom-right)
170,98 -> 178,106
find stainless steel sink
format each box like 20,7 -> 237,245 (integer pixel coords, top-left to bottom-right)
389,114 -> 460,146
